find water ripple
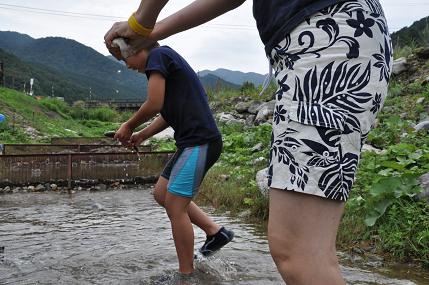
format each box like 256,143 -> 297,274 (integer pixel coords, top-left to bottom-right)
0,189 -> 426,284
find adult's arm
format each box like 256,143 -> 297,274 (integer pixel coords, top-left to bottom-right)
148,0 -> 246,41
104,0 -> 168,47
105,0 -> 246,58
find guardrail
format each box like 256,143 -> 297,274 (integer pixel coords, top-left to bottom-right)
0,151 -> 174,187
1,144 -> 152,155
50,137 -> 117,145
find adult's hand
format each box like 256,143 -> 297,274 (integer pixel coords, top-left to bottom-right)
104,21 -> 155,60
104,0 -> 169,60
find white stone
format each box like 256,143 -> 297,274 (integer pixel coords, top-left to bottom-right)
251,143 -> 264,152
417,173 -> 429,203
256,167 -> 269,197
362,144 -> 385,154
416,97 -> 425,104
414,120 -> 429,132
152,127 -> 174,140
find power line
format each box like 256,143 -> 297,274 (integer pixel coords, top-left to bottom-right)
0,2 -> 423,32
0,3 -> 125,19
0,3 -> 255,30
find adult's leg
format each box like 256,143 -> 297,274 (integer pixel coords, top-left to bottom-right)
164,191 -> 194,274
268,188 -> 345,285
153,177 -> 220,235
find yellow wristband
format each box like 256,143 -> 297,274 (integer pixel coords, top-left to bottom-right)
128,13 -> 153,37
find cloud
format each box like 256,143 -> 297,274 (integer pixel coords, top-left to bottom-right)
1,0 -> 428,73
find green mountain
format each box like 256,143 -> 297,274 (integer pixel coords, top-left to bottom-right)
0,31 -> 146,102
199,68 -> 265,86
0,48 -> 89,102
391,16 -> 429,48
199,73 -> 240,90
0,31 -> 241,102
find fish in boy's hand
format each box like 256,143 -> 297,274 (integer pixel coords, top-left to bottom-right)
104,130 -> 139,152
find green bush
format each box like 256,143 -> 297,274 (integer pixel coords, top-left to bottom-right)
86,107 -> 119,122
0,121 -> 30,143
40,98 -> 70,118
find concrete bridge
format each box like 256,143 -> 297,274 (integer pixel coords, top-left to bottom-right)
86,100 -> 144,112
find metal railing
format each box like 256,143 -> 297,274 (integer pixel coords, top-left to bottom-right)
0,151 -> 174,187
1,144 -> 152,155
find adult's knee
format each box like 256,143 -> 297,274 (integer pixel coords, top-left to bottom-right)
268,230 -> 293,266
268,233 -> 339,284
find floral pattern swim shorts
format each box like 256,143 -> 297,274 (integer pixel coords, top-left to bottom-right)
268,0 -> 393,201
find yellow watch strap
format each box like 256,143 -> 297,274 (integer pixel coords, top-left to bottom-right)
128,13 -> 153,37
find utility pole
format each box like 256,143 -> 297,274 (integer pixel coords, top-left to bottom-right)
29,78 -> 34,96
0,61 -> 4,87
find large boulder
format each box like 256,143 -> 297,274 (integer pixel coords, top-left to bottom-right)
248,101 -> 264,114
217,112 -> 245,124
392,57 -> 409,75
245,115 -> 256,126
415,47 -> 429,59
235,101 -> 251,114
255,100 -> 276,124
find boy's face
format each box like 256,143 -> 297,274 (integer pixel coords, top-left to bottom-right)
125,49 -> 149,73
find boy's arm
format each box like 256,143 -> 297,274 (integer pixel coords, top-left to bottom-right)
130,115 -> 169,146
114,72 -> 165,143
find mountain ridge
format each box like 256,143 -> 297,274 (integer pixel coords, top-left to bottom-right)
0,31 -> 241,102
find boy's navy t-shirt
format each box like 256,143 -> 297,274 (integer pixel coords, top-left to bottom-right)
145,46 -> 220,148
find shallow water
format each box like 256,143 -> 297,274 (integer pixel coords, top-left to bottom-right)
0,189 -> 427,285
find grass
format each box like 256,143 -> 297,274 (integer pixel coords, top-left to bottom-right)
0,87 -> 119,143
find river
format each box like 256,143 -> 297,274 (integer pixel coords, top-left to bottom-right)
0,188 -> 428,284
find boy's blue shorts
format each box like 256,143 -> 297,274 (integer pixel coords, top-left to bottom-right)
161,138 -> 222,198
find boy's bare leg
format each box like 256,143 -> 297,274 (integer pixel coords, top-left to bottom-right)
154,177 -> 220,235
268,188 -> 346,285
164,191 -> 194,274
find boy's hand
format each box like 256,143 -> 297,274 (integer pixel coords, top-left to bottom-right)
114,122 -> 133,146
130,131 -> 147,146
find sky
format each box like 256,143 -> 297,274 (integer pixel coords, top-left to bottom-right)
0,1 -> 428,73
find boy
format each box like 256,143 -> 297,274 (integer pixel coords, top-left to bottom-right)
110,39 -> 234,275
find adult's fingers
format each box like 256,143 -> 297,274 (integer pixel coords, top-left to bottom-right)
104,22 -> 121,46
104,21 -> 131,45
